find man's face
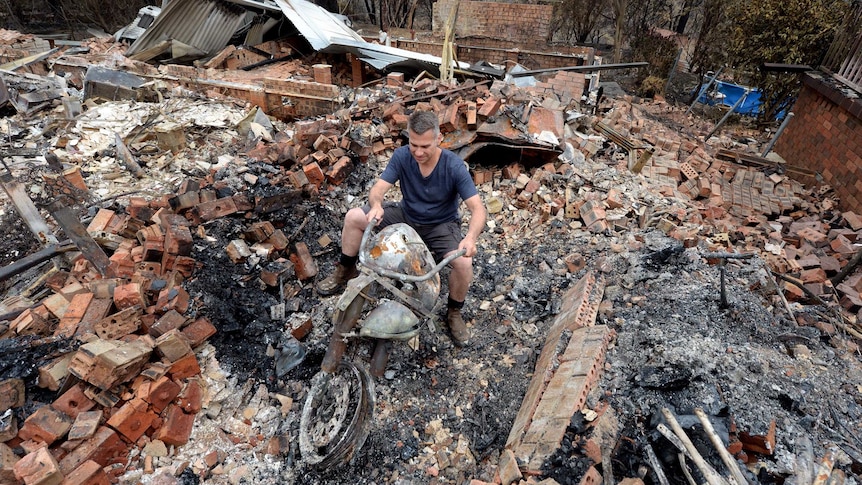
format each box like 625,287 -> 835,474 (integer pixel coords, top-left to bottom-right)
407,129 -> 441,164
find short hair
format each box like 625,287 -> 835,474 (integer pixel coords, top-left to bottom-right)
408,111 -> 439,136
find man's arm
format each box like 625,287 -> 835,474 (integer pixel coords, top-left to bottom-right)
366,178 -> 394,224
458,194 -> 486,258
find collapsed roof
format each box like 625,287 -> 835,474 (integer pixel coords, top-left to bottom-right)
125,0 -> 468,74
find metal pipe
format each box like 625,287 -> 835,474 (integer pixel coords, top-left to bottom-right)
509,61 -> 650,77
761,112 -> 795,157
687,67 -> 723,115
704,89 -> 749,142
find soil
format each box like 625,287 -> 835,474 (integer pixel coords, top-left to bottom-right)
1,86 -> 861,485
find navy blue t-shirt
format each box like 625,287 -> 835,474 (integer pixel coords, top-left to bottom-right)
380,146 -> 478,225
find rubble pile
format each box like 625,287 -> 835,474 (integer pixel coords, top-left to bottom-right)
0,26 -> 859,485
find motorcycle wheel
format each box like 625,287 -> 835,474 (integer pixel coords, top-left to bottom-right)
299,361 -> 375,468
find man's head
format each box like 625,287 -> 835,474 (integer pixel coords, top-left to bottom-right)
408,110 -> 440,136
407,111 -> 442,165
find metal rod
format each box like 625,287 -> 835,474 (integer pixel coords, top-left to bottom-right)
687,67 -> 724,115
705,89 -> 749,142
761,112 -> 795,157
508,61 -> 650,77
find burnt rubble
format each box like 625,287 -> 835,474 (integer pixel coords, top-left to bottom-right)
0,26 -> 859,485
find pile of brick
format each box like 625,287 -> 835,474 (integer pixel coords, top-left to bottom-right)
0,158 -> 341,483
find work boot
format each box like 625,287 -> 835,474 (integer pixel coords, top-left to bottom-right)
316,264 -> 358,296
446,307 -> 471,348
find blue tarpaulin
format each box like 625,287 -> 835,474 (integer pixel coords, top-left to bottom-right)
696,80 -> 764,116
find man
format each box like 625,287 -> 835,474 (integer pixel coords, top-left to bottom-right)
317,110 -> 487,347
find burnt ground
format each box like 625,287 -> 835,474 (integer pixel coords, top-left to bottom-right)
1,92 -> 861,485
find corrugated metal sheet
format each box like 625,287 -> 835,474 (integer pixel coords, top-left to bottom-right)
274,0 -> 465,72
126,0 -> 246,60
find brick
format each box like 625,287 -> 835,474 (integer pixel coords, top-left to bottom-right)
0,378 -> 25,413
152,404 -> 195,446
181,317 -> 217,348
176,378 -> 202,414
168,191 -> 200,211
168,353 -> 201,380
800,268 -> 827,284
140,376 -> 182,413
112,283 -> 145,310
43,293 -> 70,319
93,307 -> 141,340
58,426 -> 125,475
66,411 -> 102,441
164,224 -> 193,256
18,405 -> 72,446
303,162 -> 325,188
52,384 -> 96,419
149,310 -> 188,338
478,96 -> 501,117
86,209 -> 115,234
290,242 -> 318,280
155,329 -> 192,362
13,446 -> 62,485
245,221 -> 275,242
155,286 -> 190,314
36,353 -> 73,392
844,211 -> 862,230
106,398 -> 156,443
60,459 -> 110,485
498,448 -> 522,485
0,442 -> 19,483
195,197 -> 238,221
266,229 -> 289,251
325,156 -> 353,185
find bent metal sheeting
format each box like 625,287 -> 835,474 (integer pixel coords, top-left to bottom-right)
124,0 -> 464,73
273,0 -> 465,72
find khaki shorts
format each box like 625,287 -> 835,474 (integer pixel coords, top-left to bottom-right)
362,202 -> 463,262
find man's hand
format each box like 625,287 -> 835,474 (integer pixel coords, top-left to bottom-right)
458,237 -> 478,258
366,205 -> 384,225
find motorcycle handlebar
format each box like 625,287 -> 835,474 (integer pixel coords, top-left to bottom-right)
358,218 -> 466,283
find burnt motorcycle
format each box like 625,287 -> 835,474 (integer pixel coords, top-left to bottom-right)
299,219 -> 464,467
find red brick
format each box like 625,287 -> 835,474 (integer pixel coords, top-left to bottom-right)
67,411 -> 102,441
303,162 -> 325,188
177,379 -> 202,414
290,242 -> 318,280
800,268 -> 827,284
478,96 -> 501,117
155,286 -> 190,314
140,376 -> 181,414
152,404 -> 195,446
195,197 -> 238,221
325,156 -> 353,185
112,283 -> 145,310
58,426 -> 125,475
168,353 -> 201,380
18,406 -> 72,445
52,384 -> 96,419
106,398 -> 156,443
164,224 -> 193,256
181,317 -> 217,348
60,459 -> 110,485
13,446 -> 62,485
149,310 -> 188,338
86,209 -> 115,234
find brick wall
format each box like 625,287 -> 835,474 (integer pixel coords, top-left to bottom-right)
775,71 -> 862,212
432,0 -> 553,50
395,38 -> 592,70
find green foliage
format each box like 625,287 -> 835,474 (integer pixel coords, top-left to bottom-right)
725,0 -> 847,120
